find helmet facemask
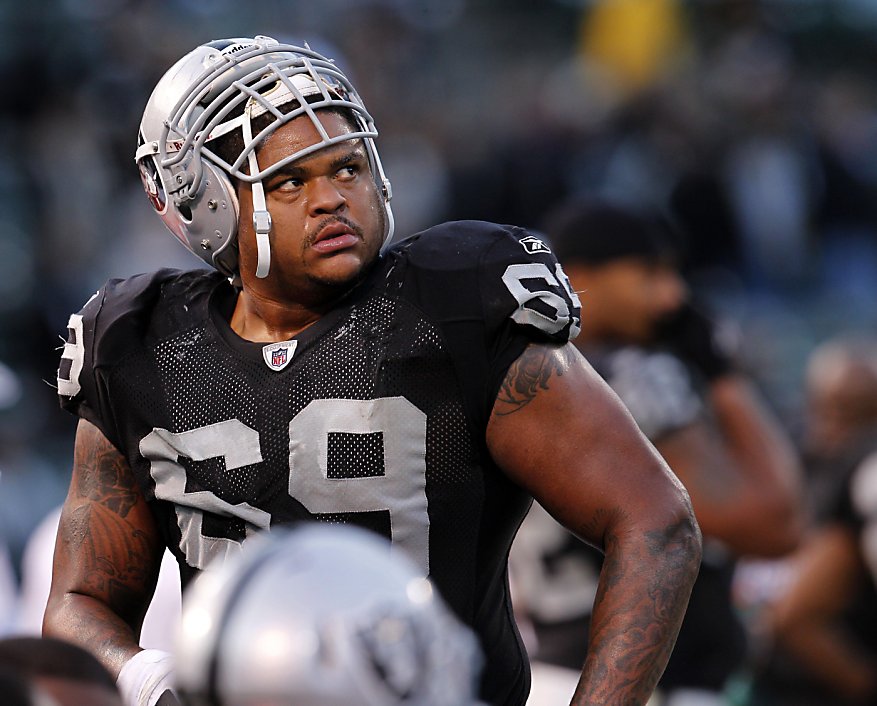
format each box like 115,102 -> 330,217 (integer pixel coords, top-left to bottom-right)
135,36 -> 393,281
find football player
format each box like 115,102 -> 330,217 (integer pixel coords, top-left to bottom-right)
45,36 -> 701,706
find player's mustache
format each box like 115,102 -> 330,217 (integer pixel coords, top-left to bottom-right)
306,216 -> 364,246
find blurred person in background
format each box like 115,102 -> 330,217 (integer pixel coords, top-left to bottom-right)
511,198 -> 804,706
0,635 -> 123,706
744,336 -> 877,706
44,35 -> 701,706
0,364 -> 29,635
174,523 -> 482,706
0,473 -> 20,637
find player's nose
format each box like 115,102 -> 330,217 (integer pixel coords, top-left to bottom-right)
308,177 -> 346,215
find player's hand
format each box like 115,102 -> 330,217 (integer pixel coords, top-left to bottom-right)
656,302 -> 734,382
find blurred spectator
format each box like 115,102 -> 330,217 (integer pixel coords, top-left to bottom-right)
0,362 -> 25,636
0,528 -> 17,637
0,636 -> 123,706
744,336 -> 877,706
511,198 -> 804,705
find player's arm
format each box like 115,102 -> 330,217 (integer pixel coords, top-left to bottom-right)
655,376 -> 804,557
770,524 -> 877,702
487,343 -> 702,706
43,419 -> 165,677
657,304 -> 805,557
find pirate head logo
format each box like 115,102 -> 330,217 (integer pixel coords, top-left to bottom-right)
355,609 -> 428,701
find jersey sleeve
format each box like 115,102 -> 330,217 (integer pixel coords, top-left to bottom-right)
475,224 -> 583,414
57,286 -> 112,438
477,224 -> 582,346
56,269 -> 180,452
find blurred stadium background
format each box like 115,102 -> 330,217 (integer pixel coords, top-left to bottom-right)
0,0 -> 875,630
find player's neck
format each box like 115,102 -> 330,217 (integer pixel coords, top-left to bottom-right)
230,289 -> 327,342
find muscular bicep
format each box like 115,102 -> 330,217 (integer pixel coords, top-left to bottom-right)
48,418 -> 163,629
487,343 -> 693,549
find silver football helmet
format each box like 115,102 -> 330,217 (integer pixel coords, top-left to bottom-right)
135,35 -> 394,280
175,524 -> 483,706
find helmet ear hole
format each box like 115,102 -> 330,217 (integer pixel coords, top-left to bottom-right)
177,203 -> 193,222
202,161 -> 240,277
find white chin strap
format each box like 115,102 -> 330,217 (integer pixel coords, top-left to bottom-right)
242,106 -> 272,278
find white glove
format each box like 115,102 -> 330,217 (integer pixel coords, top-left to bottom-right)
117,649 -> 179,706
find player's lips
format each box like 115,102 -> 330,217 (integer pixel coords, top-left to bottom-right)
311,221 -> 360,254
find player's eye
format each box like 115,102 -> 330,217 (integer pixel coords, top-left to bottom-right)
336,165 -> 358,181
274,176 -> 303,191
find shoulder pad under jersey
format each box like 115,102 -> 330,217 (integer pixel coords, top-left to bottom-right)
56,268 -> 209,438
393,220 -> 581,343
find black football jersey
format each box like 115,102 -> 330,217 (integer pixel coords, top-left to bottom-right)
56,220 -> 581,706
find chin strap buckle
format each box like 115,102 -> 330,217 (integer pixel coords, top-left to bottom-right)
253,207 -> 272,279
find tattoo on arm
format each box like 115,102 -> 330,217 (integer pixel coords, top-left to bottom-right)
76,431 -> 139,517
66,424 -> 157,620
45,423 -> 162,674
576,516 -> 700,705
63,503 -> 153,613
494,344 -> 573,415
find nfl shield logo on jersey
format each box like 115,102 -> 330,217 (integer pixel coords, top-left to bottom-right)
518,235 -> 551,255
262,340 -> 298,372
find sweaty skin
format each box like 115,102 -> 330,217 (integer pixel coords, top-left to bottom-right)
231,112 -> 386,342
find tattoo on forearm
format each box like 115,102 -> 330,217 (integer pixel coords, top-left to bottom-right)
65,503 -> 153,610
45,424 -> 161,673
575,516 -> 700,705
494,345 -> 572,415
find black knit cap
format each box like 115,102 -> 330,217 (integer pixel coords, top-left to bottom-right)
543,198 -> 680,266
